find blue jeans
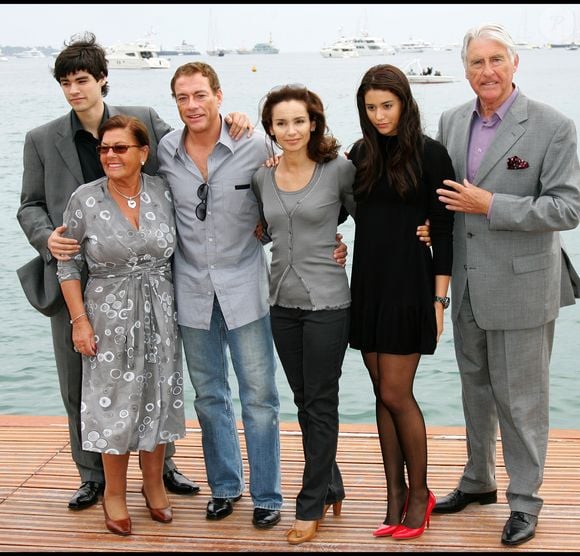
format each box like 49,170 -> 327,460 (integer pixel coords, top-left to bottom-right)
180,298 -> 282,510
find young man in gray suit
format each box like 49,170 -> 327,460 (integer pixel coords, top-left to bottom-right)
16,32 -> 249,511
433,23 -> 580,546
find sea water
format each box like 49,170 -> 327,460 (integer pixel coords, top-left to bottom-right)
1,50 -> 579,429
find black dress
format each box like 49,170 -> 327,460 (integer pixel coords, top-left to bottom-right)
349,135 -> 455,355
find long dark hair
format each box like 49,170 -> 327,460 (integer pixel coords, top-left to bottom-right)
260,84 -> 339,163
355,64 -> 424,198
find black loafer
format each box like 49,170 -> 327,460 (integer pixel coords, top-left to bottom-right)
68,481 -> 104,510
501,511 -> 537,546
433,488 -> 497,513
206,495 -> 242,520
163,469 -> 201,495
252,508 -> 281,529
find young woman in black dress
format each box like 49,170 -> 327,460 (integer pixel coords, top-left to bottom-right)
348,64 -> 455,540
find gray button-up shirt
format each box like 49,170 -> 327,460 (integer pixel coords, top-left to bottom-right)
158,120 -> 270,330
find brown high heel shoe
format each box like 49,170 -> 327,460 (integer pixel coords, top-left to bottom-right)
102,499 -> 131,536
141,486 -> 173,523
323,500 -> 343,518
287,520 -> 319,545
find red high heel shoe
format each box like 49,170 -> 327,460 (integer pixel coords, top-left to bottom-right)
323,500 -> 343,518
392,490 -> 436,540
373,494 -> 409,537
141,486 -> 173,523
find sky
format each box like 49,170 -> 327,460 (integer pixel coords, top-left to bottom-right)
2,3 -> 579,52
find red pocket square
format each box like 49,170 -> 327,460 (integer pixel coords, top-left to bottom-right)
507,155 -> 529,169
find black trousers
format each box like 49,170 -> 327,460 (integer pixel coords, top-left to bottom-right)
270,305 -> 349,520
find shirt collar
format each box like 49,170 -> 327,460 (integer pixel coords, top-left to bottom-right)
70,104 -> 110,135
472,84 -> 519,121
175,114 -> 235,158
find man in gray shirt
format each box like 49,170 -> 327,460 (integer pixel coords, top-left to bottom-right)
158,62 -> 349,529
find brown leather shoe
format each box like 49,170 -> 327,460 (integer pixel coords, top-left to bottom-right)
141,487 -> 173,523
102,499 -> 131,536
287,520 -> 319,545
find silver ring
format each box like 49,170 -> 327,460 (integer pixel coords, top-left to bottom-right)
73,346 -> 79,353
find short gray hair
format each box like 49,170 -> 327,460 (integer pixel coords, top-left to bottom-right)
461,23 -> 517,68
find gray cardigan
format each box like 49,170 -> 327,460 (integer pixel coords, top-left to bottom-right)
251,156 -> 356,310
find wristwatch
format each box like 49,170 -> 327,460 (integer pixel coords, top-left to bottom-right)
434,295 -> 450,309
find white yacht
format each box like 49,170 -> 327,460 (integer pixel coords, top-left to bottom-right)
321,32 -> 394,58
106,40 -> 170,69
396,38 -> 433,53
159,40 -> 201,56
320,39 -> 359,58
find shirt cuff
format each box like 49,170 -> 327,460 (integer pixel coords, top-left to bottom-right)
486,193 -> 495,220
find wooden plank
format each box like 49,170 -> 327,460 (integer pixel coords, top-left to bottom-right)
0,416 -> 577,552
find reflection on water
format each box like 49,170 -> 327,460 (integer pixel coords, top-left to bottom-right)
1,51 -> 579,429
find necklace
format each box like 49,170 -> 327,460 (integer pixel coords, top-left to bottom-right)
109,180 -> 142,208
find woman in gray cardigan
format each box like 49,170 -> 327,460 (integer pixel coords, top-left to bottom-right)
252,85 -> 356,545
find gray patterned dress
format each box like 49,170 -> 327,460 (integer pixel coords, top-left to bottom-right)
57,173 -> 186,454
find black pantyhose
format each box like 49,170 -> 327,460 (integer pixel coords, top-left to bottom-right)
363,351 -> 430,529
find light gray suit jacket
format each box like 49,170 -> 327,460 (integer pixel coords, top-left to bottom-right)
437,91 -> 580,330
17,104 -> 171,264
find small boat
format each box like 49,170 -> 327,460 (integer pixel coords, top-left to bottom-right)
396,38 -> 433,53
207,48 -> 228,56
403,59 -> 458,84
106,39 -> 170,69
159,40 -> 201,56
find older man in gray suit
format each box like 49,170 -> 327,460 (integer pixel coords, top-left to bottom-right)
15,32 -> 211,510
433,23 -> 580,546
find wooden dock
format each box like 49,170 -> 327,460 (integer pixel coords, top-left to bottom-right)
0,415 -> 578,552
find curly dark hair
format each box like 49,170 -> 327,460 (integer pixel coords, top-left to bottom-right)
53,31 -> 109,97
354,64 -> 424,199
260,84 -> 339,163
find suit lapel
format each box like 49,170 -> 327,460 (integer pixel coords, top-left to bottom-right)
55,113 -> 84,184
474,94 -> 528,187
455,106 -> 473,181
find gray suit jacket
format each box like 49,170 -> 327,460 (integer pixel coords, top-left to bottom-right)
17,104 -> 172,311
437,91 -> 580,330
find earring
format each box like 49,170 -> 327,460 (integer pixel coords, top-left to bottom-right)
141,161 -> 145,166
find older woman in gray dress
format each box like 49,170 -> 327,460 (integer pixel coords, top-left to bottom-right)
57,115 -> 185,536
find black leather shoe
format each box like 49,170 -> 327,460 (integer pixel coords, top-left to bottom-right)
206,495 -> 242,520
68,481 -> 104,510
252,508 -> 281,529
163,469 -> 201,495
433,488 -> 497,513
501,511 -> 537,546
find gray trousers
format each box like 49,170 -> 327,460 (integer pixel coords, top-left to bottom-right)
50,303 -> 176,484
453,285 -> 553,516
